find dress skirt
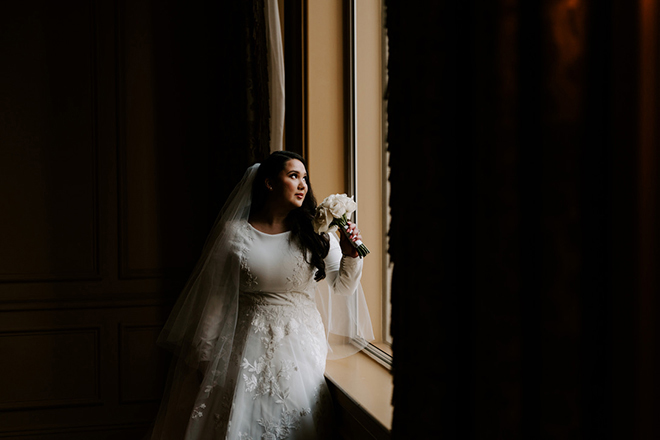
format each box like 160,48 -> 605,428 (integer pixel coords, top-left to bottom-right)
187,290 -> 334,440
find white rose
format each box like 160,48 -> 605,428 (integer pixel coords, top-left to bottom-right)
326,194 -> 357,218
343,195 -> 357,214
327,195 -> 346,217
313,207 -> 334,233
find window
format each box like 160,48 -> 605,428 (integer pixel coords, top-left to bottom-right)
347,0 -> 392,364
285,2 -> 393,433
286,0 -> 391,365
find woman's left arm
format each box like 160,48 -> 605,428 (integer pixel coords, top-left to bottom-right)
324,221 -> 363,296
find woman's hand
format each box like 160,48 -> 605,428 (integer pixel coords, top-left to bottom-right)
339,221 -> 362,258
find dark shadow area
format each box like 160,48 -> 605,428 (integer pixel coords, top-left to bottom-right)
387,1 -> 657,438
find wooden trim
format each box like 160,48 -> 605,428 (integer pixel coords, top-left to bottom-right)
0,296 -> 174,312
118,323 -> 168,404
325,375 -> 391,440
0,422 -> 153,438
343,0 -> 357,200
0,327 -> 102,411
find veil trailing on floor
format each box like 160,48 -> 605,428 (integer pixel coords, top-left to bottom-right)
150,163 -> 373,439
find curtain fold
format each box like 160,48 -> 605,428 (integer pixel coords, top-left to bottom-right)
265,0 -> 285,152
386,0 -> 654,438
210,0 -> 272,215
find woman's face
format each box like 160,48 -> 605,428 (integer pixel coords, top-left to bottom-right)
267,159 -> 308,210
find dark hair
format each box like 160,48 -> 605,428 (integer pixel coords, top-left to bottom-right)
251,151 -> 330,281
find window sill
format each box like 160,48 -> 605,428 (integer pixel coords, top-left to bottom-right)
324,351 -> 393,440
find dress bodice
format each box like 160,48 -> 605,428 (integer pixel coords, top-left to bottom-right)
240,223 -> 316,296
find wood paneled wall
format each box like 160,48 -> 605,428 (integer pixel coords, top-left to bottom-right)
0,0 -> 260,438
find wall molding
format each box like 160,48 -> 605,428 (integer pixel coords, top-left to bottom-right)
0,421 -> 152,438
118,323 -> 168,404
0,0 -> 101,284
0,327 -> 101,411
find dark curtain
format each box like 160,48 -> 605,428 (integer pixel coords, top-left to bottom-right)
386,0 -> 657,438
205,0 -> 271,215
147,0 -> 271,220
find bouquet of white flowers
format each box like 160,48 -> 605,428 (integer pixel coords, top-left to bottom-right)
313,194 -> 370,258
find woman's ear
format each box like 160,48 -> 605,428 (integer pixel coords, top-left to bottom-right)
265,179 -> 273,191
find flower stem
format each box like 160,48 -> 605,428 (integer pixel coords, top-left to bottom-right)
332,215 -> 370,258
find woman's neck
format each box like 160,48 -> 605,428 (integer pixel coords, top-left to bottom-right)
249,205 -> 291,234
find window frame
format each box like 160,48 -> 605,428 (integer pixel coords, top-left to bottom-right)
344,0 -> 392,369
284,0 -> 392,369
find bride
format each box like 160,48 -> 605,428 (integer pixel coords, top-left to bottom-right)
151,151 -> 373,439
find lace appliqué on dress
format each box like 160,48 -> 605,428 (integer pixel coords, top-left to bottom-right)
241,356 -> 297,402
191,403 -> 206,419
237,223 -> 258,288
285,252 -> 312,292
237,408 -> 311,440
235,293 -> 325,439
259,408 -> 311,440
239,296 -> 307,402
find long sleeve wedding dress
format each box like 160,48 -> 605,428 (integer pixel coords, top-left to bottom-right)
189,224 -> 362,439
151,165 -> 373,440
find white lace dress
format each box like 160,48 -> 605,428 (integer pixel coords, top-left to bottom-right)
188,222 -> 363,440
